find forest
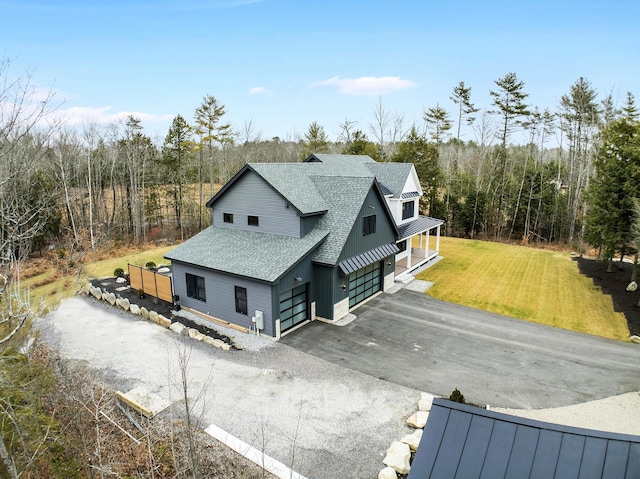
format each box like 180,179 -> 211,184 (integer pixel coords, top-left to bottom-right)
2,59 -> 640,277
1,55 -> 640,478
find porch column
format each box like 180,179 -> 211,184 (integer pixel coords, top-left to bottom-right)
426,230 -> 430,258
436,224 -> 441,253
407,236 -> 413,268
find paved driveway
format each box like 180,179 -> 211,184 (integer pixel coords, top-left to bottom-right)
281,288 -> 640,409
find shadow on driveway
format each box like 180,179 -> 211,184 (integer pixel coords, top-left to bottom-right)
281,289 -> 640,409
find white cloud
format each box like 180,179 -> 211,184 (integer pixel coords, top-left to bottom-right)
55,105 -> 173,126
312,75 -> 417,96
249,86 -> 272,96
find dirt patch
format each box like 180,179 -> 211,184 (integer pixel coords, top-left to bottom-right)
574,257 -> 640,336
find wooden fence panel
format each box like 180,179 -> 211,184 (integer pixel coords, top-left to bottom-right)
156,275 -> 173,303
129,265 -> 143,291
128,264 -> 173,303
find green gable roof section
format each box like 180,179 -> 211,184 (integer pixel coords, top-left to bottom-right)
165,226 -> 329,283
305,153 -> 420,199
248,163 -> 328,215
366,162 -> 416,198
206,163 -> 328,216
309,175 -> 398,266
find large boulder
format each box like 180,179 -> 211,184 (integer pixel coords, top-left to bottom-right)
103,292 -> 116,305
203,336 -> 231,351
129,304 -> 141,315
140,307 -> 149,319
188,328 -> 204,341
115,276 -> 127,284
406,411 -> 429,428
90,286 -> 102,299
170,322 -> 186,335
626,281 -> 638,292
401,429 -> 423,451
148,310 -> 159,323
156,314 -> 171,328
419,392 -> 435,411
382,441 -> 411,475
378,466 -> 398,479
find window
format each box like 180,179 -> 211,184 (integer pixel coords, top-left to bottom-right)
402,201 -> 415,220
185,273 -> 206,302
398,240 -> 407,252
248,215 -> 259,226
363,214 -> 376,236
235,286 -> 248,314
223,213 -> 233,223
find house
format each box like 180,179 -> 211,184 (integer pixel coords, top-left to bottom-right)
165,154 -> 443,338
408,398 -> 640,478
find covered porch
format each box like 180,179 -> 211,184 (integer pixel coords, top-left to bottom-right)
394,216 -> 444,280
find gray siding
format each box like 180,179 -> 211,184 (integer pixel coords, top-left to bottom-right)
300,214 -> 321,237
212,170 -> 300,237
172,261 -> 276,337
312,264 -> 343,320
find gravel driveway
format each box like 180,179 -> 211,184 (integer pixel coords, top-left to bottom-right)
38,296 -> 420,479
38,291 -> 640,479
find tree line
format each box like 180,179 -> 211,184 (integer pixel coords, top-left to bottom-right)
1,59 -> 640,276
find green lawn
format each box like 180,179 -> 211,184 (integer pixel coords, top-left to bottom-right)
24,245 -> 176,311
416,237 -> 630,341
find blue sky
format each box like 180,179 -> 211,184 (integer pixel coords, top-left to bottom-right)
2,0 -> 639,144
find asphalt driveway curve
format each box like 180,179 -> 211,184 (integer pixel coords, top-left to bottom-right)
281,287 -> 640,409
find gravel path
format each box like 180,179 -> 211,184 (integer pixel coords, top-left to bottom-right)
37,295 -> 640,479
38,296 -> 421,479
493,392 -> 640,436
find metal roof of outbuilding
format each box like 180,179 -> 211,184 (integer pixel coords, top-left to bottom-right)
408,398 -> 640,479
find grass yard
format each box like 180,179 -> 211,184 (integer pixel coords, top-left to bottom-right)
18,244 -> 177,312
417,237 -> 630,341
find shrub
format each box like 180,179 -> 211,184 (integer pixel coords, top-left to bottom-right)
114,267 -> 125,277
449,388 -> 466,404
145,261 -> 156,269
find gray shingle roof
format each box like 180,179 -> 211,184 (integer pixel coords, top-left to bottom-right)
309,175 -> 377,265
165,227 -> 328,283
397,216 -> 444,240
249,163 -> 327,215
365,162 -> 414,198
409,398 -> 640,479
305,154 -> 416,198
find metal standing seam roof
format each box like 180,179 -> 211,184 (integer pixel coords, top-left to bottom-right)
397,216 -> 444,240
164,226 -> 329,283
401,191 -> 420,199
338,242 -> 400,275
408,398 -> 640,479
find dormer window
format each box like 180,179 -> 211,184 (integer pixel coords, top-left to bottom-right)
402,201 -> 415,220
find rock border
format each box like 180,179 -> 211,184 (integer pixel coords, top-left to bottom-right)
83,283 -> 231,352
379,392 -> 436,478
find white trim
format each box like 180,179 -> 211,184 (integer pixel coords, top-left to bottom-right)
205,424 -> 308,479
